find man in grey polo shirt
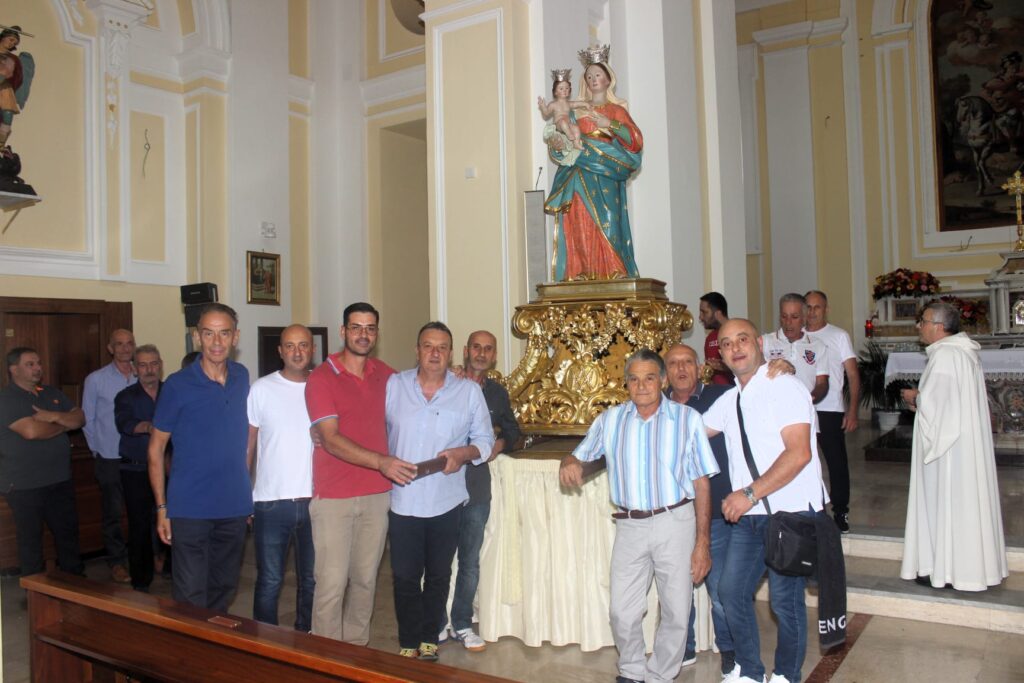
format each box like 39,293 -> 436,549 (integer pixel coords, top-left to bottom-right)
83,328 -> 136,582
0,347 -> 85,576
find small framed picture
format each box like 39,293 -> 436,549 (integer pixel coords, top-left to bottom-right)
247,251 -> 280,305
892,299 -> 920,322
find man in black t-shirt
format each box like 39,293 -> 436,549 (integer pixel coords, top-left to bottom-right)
0,347 -> 85,575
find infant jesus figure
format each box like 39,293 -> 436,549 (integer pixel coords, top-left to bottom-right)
537,69 -> 588,151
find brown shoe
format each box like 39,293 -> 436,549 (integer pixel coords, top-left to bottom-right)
111,564 -> 131,583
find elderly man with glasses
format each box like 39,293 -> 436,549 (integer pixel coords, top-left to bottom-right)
899,302 -> 1008,591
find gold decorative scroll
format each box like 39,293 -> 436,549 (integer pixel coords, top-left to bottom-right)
501,278 -> 692,436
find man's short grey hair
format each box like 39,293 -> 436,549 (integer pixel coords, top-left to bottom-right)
922,301 -> 961,334
134,344 -> 160,359
624,348 -> 666,378
779,292 -> 806,307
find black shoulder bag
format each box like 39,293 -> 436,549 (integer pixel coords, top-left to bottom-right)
736,396 -> 817,576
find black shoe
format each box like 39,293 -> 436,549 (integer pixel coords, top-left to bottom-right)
720,649 -> 736,676
615,677 -> 642,683
682,649 -> 697,666
834,513 -> 849,534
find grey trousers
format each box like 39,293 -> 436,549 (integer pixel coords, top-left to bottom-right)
610,502 -> 696,683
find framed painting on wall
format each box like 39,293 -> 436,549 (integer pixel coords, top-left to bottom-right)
930,1 -> 1024,231
247,251 -> 280,305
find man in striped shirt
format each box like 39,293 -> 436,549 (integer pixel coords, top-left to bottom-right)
560,348 -> 719,683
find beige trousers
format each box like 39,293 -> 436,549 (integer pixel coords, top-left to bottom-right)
309,492 -> 390,644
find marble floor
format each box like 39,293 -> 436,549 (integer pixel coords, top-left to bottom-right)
2,422 -> 1023,682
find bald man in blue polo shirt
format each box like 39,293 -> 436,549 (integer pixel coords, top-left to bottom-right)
148,303 -> 253,611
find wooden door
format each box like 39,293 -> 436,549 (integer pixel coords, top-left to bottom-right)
0,297 -> 132,571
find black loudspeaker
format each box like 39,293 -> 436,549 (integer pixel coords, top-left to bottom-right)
180,282 -> 218,305
184,304 -> 206,328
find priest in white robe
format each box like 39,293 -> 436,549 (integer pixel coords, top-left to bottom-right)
900,302 -> 1008,591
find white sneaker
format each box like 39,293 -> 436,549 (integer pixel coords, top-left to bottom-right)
450,627 -> 486,651
768,676 -> 791,683
438,627 -> 449,644
734,675 -> 766,683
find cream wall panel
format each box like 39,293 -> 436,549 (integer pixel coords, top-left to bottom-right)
289,0 -> 310,78
366,0 -> 424,79
0,1 -> 89,258
129,111 -> 167,263
436,17 -> 507,361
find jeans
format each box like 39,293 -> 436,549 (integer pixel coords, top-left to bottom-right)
94,456 -> 127,566
816,411 -> 849,515
450,500 -> 489,631
170,516 -> 248,612
253,499 -> 315,632
389,504 -> 462,649
719,513 -> 811,683
121,468 -> 155,589
4,479 -> 83,576
686,517 -> 734,663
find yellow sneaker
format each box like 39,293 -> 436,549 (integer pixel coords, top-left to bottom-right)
418,642 -> 439,662
398,647 -> 418,658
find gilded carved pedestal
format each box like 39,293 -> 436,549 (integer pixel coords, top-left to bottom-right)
502,278 -> 692,436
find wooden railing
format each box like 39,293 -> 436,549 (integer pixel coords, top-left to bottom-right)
22,572 -> 517,683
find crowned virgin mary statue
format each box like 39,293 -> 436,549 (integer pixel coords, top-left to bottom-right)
542,45 -> 643,282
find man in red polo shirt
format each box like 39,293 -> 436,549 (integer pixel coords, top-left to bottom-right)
305,302 -> 416,644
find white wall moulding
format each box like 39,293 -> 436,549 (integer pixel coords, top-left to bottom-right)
360,66 -> 426,109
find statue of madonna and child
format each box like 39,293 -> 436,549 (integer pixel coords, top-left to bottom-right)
538,45 -> 642,282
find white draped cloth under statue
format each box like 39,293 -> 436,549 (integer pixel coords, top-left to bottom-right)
474,455 -> 714,653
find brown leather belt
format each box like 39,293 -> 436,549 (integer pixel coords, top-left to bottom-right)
612,498 -> 691,520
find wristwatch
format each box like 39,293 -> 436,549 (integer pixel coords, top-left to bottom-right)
742,486 -> 758,506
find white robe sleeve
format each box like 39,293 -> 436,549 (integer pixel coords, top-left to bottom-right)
917,368 -> 961,465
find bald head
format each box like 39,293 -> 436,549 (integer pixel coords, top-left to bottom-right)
717,318 -> 764,383
465,330 -> 498,380
108,328 -> 136,364
278,324 -> 314,378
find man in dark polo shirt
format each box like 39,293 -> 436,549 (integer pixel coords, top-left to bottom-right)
114,344 -> 165,592
304,302 -> 416,645
148,304 -> 253,611
665,344 -> 735,678
444,330 -> 520,651
0,347 -> 85,576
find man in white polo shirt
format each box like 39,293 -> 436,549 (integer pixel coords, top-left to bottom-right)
804,290 -> 859,533
761,293 -> 829,402
702,318 -> 828,683
247,324 -> 316,631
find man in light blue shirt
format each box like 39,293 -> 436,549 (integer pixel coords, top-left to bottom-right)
560,348 -> 718,683
385,321 -> 494,662
83,328 -> 136,583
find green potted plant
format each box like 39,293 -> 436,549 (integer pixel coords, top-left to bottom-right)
856,341 -> 907,432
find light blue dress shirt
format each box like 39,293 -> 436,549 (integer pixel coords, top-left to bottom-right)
386,369 -> 495,518
574,398 -> 719,511
83,362 -> 137,459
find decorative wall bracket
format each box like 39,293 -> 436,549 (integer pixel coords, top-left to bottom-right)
85,0 -> 152,144
502,278 -> 693,436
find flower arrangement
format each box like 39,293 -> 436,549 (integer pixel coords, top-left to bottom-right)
872,268 -> 941,300
939,295 -> 989,328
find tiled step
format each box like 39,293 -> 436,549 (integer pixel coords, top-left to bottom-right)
754,556 -> 1024,635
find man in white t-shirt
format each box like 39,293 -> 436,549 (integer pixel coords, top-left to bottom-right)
761,293 -> 829,402
702,318 -> 828,683
804,290 -> 860,533
246,324 -> 316,631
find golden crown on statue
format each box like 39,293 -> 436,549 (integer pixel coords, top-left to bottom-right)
550,68 -> 572,83
577,44 -> 611,67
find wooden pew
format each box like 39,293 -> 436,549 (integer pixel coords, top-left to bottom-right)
22,572 -> 517,683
